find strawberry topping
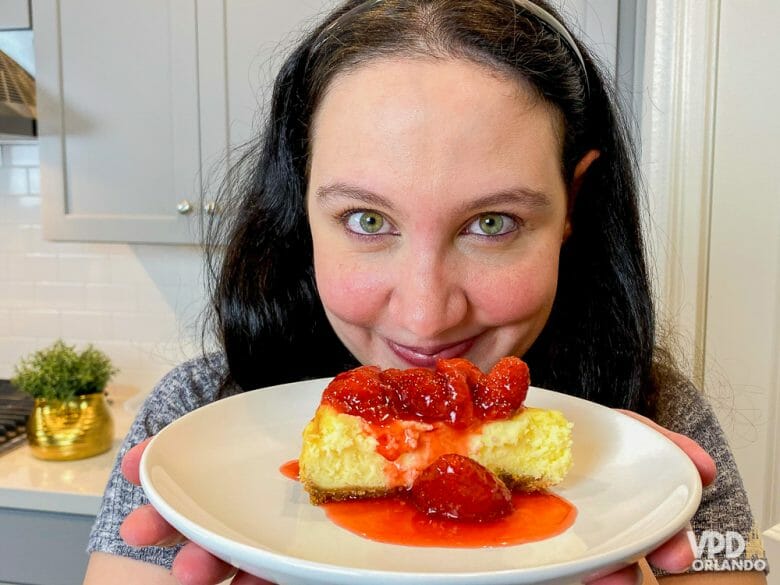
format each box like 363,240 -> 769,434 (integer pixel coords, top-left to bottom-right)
433,359 -> 476,427
321,356 -> 530,424
472,356 -> 530,420
382,365 -> 474,426
321,366 -> 394,424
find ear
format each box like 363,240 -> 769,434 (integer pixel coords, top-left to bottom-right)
563,149 -> 601,241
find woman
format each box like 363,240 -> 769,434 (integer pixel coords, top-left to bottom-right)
84,1 -> 767,583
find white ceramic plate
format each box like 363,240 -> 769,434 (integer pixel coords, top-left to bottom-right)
140,379 -> 702,585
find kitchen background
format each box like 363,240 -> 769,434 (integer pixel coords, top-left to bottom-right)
0,0 -> 640,430
0,0 -> 778,584
0,140 -> 207,395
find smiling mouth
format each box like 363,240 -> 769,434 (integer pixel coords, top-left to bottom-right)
385,336 -> 478,367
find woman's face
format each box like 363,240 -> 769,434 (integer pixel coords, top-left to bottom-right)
307,57 -> 572,373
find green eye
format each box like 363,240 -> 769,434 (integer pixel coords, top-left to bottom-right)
466,213 -> 517,237
478,214 -> 504,235
359,212 -> 384,233
346,211 -> 389,235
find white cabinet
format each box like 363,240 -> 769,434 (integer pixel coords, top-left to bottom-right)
0,507 -> 93,585
34,0 -> 342,244
0,0 -> 31,30
35,0 -> 202,243
34,0 -> 630,245
196,0 -> 342,218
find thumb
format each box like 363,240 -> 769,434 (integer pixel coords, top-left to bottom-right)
120,437 -> 153,486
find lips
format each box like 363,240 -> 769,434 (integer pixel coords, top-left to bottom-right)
386,336 -> 477,368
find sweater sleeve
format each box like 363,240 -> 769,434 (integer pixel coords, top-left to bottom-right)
86,354 -> 235,569
653,378 -> 769,575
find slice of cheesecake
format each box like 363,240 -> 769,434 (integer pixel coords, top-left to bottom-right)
299,357 -> 572,505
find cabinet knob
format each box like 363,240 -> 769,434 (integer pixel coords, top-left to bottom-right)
203,201 -> 217,215
177,200 -> 193,215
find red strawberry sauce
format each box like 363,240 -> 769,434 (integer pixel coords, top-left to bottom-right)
280,459 -> 300,480
322,490 -> 576,548
279,459 -> 576,548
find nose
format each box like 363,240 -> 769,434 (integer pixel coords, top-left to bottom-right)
386,246 -> 469,340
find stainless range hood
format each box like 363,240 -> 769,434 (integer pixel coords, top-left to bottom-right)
0,49 -> 35,137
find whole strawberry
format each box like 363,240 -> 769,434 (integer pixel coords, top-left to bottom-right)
410,454 -> 513,522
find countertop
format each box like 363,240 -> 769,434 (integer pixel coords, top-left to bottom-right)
0,386 -> 138,516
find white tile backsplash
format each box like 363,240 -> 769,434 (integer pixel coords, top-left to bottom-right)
27,167 -> 39,194
5,144 -> 39,167
0,224 -> 25,252
108,253 -> 160,285
0,167 -> 28,195
61,310 -> 114,340
58,253 -> 113,283
0,282 -> 36,308
111,312 -> 179,343
84,283 -> 135,312
0,337 -> 44,375
7,253 -> 58,281
9,310 -> 61,338
36,281 -> 87,310
134,283 -> 176,313
0,195 -> 41,223
0,143 -> 208,397
0,309 -> 10,334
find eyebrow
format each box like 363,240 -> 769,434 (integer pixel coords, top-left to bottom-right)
315,182 -> 554,213
457,188 -> 553,214
316,183 -> 396,210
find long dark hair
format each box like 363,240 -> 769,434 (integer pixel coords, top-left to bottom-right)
204,0 -> 657,415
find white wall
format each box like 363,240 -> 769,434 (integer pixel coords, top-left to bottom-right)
640,0 -> 780,578
0,141 -> 209,397
705,0 -> 780,549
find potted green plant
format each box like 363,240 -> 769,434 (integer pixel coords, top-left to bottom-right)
12,340 -> 118,461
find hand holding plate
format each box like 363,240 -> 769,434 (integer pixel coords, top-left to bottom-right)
119,437 -> 274,585
582,409 -> 718,584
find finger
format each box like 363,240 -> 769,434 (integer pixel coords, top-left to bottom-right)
172,542 -> 238,585
121,437 -> 153,486
119,504 -> 186,547
646,527 -> 695,574
616,409 -> 717,486
231,571 -> 276,585
583,562 -> 641,584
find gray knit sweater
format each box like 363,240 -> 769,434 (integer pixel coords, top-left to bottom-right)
87,353 -> 768,576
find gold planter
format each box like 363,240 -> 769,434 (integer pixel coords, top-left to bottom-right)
27,393 -> 114,461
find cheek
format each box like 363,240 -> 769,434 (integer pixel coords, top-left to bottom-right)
313,251 -> 389,326
469,248 -> 560,324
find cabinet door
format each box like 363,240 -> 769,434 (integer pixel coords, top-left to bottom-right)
197,0 -> 342,205
0,0 -> 31,30
35,0 -> 202,244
